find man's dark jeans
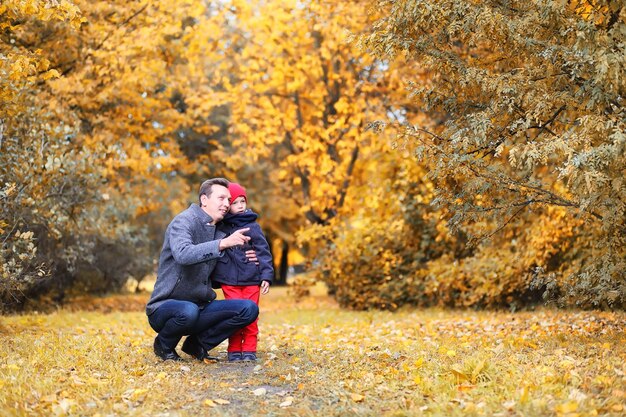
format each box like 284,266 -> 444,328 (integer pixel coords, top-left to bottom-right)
148,299 -> 259,352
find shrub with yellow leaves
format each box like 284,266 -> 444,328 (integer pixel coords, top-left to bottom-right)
358,0 -> 625,308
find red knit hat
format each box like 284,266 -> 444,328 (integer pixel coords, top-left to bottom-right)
228,182 -> 247,204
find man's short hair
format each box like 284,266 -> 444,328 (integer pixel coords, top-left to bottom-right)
198,178 -> 230,204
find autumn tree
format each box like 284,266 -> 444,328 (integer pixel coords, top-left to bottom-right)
4,0 -> 622,312
182,1 -> 432,292
0,0 -> 98,308
218,1 -> 385,224
0,0 -> 232,309
359,0 -> 625,308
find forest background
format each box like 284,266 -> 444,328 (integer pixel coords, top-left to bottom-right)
1,0 -> 624,313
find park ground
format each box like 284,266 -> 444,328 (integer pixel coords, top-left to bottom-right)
1,283 -> 625,416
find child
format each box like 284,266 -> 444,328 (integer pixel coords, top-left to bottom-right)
212,182 -> 274,362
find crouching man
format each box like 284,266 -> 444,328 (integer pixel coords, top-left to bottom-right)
146,178 -> 259,361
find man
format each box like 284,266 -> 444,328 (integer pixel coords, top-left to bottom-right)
146,178 -> 259,361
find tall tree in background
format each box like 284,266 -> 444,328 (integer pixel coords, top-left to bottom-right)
0,0 -> 228,308
199,0 -> 425,263
208,2 -> 384,219
1,0 -> 92,308
360,0 -> 625,307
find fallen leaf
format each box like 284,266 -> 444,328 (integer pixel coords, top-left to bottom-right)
555,401 -> 578,413
520,385 -> 530,404
52,398 -> 73,415
502,400 -> 515,410
351,393 -> 365,402
41,394 -> 57,403
280,396 -> 294,407
471,359 -> 486,382
214,399 -> 230,405
132,388 -> 148,397
451,366 -> 468,381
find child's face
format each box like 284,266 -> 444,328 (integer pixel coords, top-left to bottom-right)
229,196 -> 246,214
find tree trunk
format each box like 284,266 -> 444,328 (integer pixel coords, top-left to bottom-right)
274,239 -> 289,286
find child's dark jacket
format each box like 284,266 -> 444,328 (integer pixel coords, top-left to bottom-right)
212,209 -> 274,287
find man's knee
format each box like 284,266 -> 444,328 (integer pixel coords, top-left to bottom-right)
242,300 -> 259,322
174,303 -> 200,328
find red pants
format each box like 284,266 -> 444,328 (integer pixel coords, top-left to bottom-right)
221,285 -> 260,352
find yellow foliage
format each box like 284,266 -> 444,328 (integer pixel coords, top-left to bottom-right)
1,0 -> 623,310
1,289 -> 625,415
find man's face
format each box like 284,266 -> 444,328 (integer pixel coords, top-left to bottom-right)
200,185 -> 230,224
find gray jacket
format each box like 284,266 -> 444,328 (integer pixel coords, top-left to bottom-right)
146,204 -> 226,316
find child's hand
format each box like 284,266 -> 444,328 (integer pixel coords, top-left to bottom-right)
245,249 -> 259,264
260,280 -> 270,295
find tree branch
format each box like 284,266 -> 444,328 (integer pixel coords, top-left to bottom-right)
471,204 -> 529,245
94,3 -> 150,51
337,144 -> 360,210
530,105 -> 565,140
57,2 -> 151,78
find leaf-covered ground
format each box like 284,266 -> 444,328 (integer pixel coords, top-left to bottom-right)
1,284 -> 625,416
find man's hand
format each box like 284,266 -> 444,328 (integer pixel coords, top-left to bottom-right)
219,228 -> 251,250
260,280 -> 270,295
245,249 -> 259,265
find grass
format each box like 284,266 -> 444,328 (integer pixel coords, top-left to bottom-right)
1,283 -> 625,416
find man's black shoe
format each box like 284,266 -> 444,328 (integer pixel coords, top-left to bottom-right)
153,336 -> 183,361
182,336 -> 219,361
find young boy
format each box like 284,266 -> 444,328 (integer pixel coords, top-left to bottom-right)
212,182 -> 274,362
